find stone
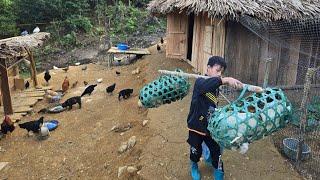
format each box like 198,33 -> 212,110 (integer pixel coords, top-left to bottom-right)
142,120 -> 148,127
118,166 -> 128,178
118,142 -> 128,154
127,136 -> 137,148
127,166 -> 138,173
0,162 -> 9,171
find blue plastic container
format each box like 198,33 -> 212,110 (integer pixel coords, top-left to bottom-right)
117,43 -> 129,50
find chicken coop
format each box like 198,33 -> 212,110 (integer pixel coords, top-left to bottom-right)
0,32 -> 50,115
147,0 -> 320,87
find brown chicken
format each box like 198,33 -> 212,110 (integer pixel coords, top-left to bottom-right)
62,76 -> 70,93
1,115 -> 15,134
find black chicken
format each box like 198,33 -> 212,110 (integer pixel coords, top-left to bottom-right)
160,37 -> 164,44
25,80 -> 30,89
116,71 -> 120,75
18,117 -> 44,134
44,70 -> 51,84
1,115 -> 15,134
106,83 -> 116,95
157,44 -> 161,52
81,84 -> 97,97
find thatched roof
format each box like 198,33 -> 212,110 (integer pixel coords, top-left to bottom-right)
147,0 -> 320,21
0,32 -> 50,48
0,32 -> 50,68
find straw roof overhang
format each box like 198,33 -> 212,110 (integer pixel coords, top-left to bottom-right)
147,0 -> 320,21
0,32 -> 50,69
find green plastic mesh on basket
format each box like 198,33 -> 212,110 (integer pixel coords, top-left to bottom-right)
138,69 -> 191,108
207,86 -> 292,150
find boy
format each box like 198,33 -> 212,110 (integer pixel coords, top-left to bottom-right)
187,56 -> 243,180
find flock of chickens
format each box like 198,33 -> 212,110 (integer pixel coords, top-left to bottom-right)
0,37 -> 165,139
0,64 -> 134,139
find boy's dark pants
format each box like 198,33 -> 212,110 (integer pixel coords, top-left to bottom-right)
187,131 -> 223,171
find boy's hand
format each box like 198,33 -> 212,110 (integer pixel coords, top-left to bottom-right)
222,77 -> 243,89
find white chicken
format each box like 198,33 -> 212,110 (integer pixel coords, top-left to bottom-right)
33,26 -> 40,33
40,124 -> 49,137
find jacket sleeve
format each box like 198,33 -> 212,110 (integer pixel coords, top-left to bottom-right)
195,77 -> 222,94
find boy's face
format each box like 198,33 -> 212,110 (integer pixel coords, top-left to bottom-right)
207,64 -> 224,77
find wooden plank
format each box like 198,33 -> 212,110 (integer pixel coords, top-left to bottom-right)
166,12 -> 188,60
12,98 -> 38,107
267,43 -> 281,86
191,15 -> 200,71
296,41 -> 312,84
24,88 -> 45,92
0,106 -> 32,114
107,47 -> 150,55
257,36 -> 269,86
204,26 -> 213,54
17,91 -> 45,97
13,106 -> 32,113
287,37 -> 301,85
224,21 -> 239,78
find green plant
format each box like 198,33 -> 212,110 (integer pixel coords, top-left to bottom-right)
65,15 -> 93,33
60,31 -> 77,47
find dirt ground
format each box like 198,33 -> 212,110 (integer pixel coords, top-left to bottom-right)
0,45 -> 302,180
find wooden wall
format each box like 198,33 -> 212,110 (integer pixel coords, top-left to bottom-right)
224,21 -> 320,86
191,14 -> 225,75
166,12 -> 188,60
165,12 -> 319,86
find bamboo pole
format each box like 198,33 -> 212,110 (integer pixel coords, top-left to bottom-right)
158,70 -> 264,93
25,48 -> 38,87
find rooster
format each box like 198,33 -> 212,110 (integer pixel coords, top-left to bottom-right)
62,76 -> 70,93
19,117 -> 44,134
44,70 -> 51,84
1,115 -> 15,134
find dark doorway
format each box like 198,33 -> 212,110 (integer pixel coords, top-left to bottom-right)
187,13 -> 195,61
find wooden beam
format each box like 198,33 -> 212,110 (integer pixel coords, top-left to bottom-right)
26,48 -> 38,87
0,59 -> 13,115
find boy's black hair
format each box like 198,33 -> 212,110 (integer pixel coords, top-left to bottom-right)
207,56 -> 227,70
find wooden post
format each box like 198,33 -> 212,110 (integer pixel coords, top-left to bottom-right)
0,59 -> 13,115
26,48 -> 38,87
